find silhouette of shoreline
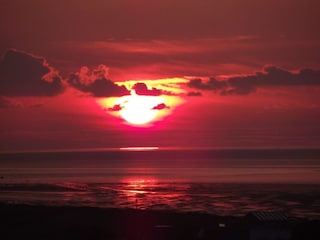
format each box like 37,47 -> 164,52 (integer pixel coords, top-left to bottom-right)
0,203 -> 319,240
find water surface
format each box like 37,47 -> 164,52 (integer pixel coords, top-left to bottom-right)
1,148 -> 319,219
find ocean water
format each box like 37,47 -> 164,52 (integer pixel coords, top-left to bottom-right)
0,148 -> 320,219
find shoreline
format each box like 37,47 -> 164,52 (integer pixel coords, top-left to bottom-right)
1,203 -> 319,240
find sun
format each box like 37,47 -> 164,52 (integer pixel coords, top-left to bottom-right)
99,81 -> 185,126
116,90 -> 165,125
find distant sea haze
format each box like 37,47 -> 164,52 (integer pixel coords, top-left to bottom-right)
0,148 -> 319,219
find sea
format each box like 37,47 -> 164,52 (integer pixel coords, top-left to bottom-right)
0,148 -> 320,219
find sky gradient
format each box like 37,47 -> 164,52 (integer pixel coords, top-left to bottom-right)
1,0 -> 320,151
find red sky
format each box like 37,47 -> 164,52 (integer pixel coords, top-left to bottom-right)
1,0 -> 320,151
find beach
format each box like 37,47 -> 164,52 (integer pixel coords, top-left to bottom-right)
1,203 -> 319,240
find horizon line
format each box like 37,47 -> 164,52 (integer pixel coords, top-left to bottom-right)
1,146 -> 320,154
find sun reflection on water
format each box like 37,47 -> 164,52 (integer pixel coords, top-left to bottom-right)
119,177 -> 190,210
123,178 -> 157,194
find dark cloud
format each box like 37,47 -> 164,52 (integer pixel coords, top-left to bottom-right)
0,49 -> 64,96
67,65 -> 129,97
0,96 -> 20,108
108,104 -> 122,112
220,86 -> 255,96
152,103 -> 169,110
188,66 -> 320,95
187,91 -> 202,97
229,66 -> 320,87
187,77 -> 227,91
132,82 -> 163,96
187,79 -> 210,90
108,102 -> 169,112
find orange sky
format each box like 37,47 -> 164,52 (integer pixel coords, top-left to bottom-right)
1,0 -> 320,151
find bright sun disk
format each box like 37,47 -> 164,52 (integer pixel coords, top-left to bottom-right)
116,90 -> 164,125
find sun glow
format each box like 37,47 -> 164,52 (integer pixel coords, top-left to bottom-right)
98,80 -> 185,126
116,90 -> 165,125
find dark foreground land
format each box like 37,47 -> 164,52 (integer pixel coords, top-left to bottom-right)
0,203 -> 319,240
